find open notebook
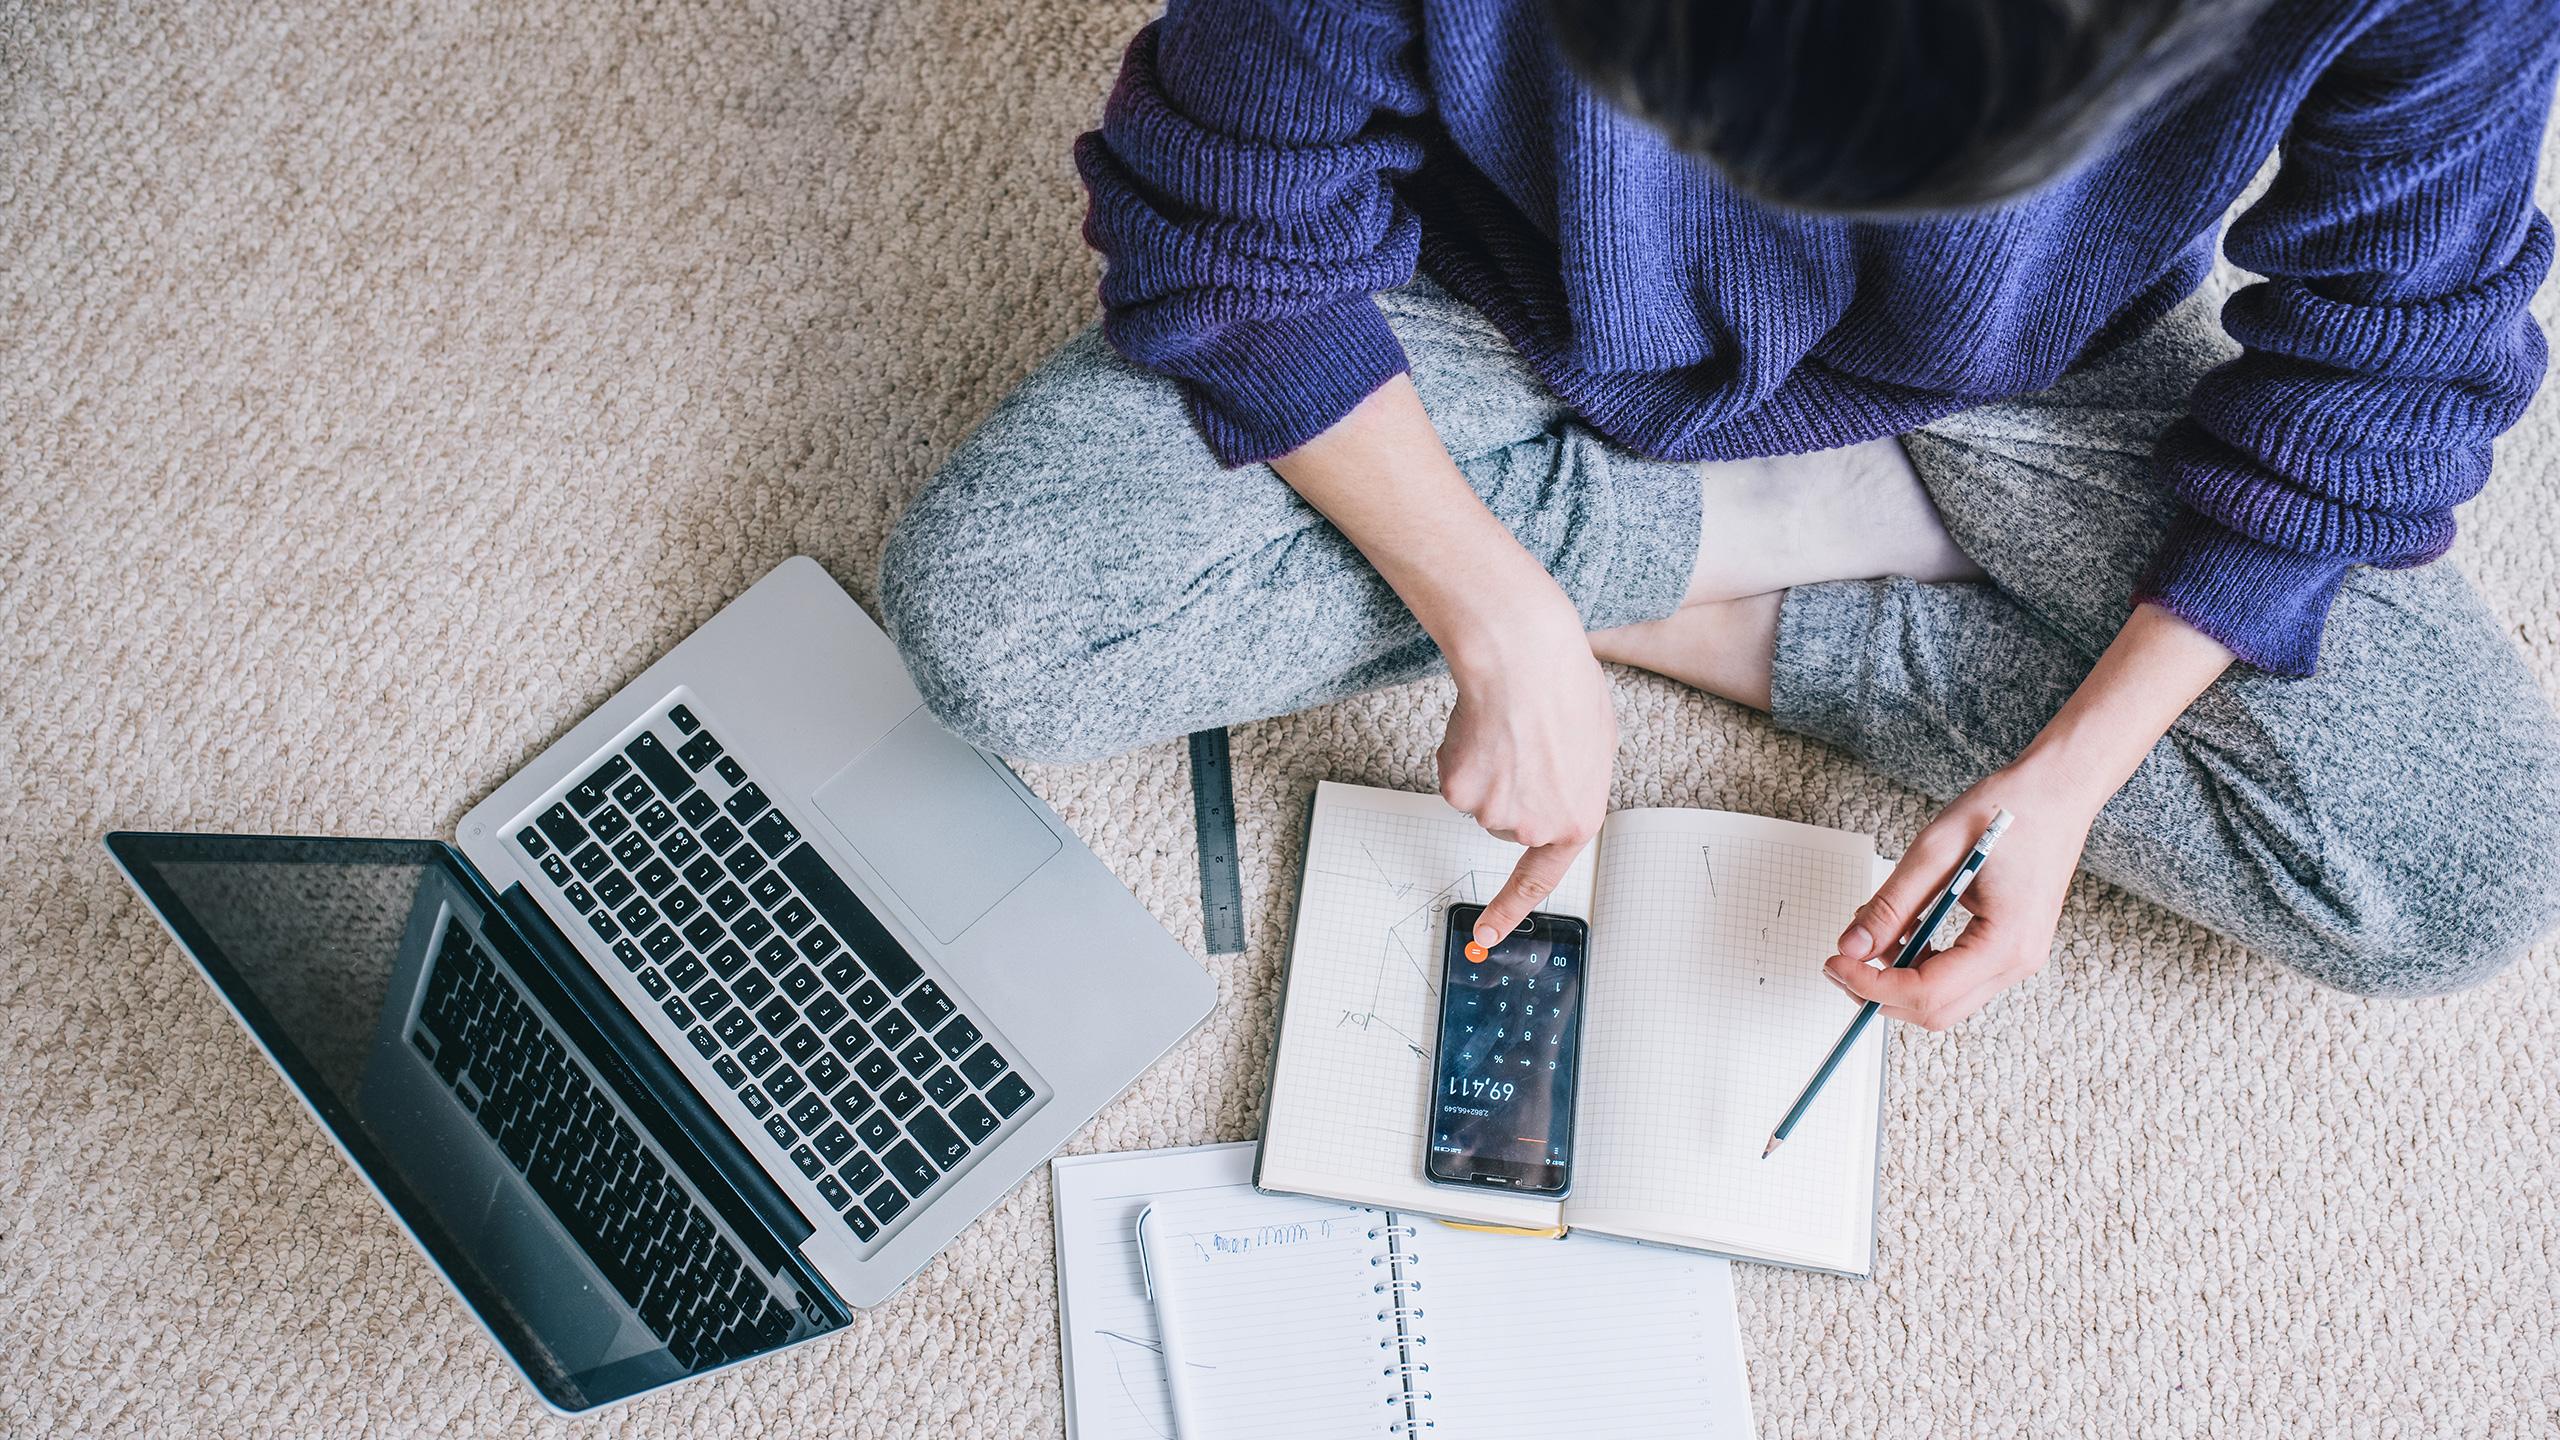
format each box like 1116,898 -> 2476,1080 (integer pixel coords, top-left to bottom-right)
1254,782 -> 1892,1277
1091,1147 -> 1751,1440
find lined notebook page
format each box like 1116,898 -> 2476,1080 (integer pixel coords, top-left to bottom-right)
1418,1227 -> 1755,1439
1257,782 -> 1592,1228
1568,809 -> 1886,1272
1138,1189 -> 1393,1438
1051,1143 -> 1263,1440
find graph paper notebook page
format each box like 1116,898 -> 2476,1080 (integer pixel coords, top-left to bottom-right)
1257,783 -> 1890,1276
1135,1183 -> 1752,1439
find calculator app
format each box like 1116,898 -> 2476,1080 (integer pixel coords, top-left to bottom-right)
1429,905 -> 1585,1182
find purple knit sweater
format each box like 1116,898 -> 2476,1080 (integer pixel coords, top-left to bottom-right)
1074,0 -> 2560,675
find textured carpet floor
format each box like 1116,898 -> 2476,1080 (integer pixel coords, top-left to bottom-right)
7,3 -> 2560,1437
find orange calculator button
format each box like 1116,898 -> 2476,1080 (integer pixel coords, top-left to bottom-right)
1464,941 -> 1488,963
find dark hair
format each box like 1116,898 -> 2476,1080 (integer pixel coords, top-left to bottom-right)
1544,0 -> 2262,216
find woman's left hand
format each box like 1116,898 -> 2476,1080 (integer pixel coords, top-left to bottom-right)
1822,759 -> 2104,1030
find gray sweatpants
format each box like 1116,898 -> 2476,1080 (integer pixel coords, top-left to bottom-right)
881,280 -> 2560,998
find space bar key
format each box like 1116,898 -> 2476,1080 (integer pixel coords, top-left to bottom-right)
777,843 -> 924,994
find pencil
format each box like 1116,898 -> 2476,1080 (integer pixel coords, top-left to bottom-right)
1762,810 -> 2012,1159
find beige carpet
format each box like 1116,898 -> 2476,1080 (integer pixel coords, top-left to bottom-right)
7,3 -> 2559,1436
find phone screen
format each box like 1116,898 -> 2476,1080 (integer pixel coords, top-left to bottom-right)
1425,902 -> 1587,1197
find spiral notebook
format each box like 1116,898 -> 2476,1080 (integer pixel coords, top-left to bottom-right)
1125,1157 -> 1752,1439
1255,783 -> 1892,1277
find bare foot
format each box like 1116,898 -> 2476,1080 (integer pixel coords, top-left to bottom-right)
1683,437 -> 1983,603
1591,592 -> 1783,711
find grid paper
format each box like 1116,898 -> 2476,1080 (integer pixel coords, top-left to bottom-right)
1257,784 -> 1593,1228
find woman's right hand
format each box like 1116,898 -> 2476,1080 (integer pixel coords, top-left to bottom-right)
1438,584 -> 1616,947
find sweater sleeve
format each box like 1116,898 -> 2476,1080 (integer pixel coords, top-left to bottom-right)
2136,2 -> 2560,676
1074,0 -> 1430,465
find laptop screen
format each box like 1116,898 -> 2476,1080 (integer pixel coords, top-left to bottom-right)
105,833 -> 820,1412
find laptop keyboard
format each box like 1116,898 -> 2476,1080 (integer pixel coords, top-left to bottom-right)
410,922 -> 795,1368
513,700 -> 1037,1245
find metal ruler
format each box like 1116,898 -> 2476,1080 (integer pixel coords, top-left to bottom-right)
1186,727 -> 1246,954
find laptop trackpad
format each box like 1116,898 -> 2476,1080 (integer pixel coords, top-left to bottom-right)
810,710 -> 1060,943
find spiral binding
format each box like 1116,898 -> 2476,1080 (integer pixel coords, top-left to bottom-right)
1367,1225 -> 1433,1435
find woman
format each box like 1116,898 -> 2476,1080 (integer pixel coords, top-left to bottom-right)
882,0 -> 2560,1026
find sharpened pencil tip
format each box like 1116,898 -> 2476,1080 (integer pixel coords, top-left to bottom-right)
1761,1136 -> 1782,1159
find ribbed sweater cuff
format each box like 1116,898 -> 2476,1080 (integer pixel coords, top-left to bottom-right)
2134,514 -> 2358,679
1160,295 -> 1411,466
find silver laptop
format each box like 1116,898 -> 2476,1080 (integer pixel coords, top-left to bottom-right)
105,556 -> 1216,1413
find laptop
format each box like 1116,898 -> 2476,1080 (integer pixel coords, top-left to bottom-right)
105,556 -> 1217,1414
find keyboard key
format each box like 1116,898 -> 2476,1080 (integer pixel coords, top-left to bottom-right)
898,1037 -> 940,1077
612,939 -> 646,972
772,897 -> 814,936
679,730 -> 724,771
679,790 -> 719,826
844,1207 -> 880,1242
635,858 -> 677,896
739,1038 -> 781,1075
765,1066 -> 807,1106
688,979 -> 731,1020
883,1077 -> 934,1121
840,1151 -> 884,1193
831,1086 -> 875,1125
516,825 -> 548,857
933,1014 -> 981,1060
715,1009 -> 755,1047
635,800 -> 678,839
820,954 -> 861,994
778,844 -> 924,993
748,872 -> 791,908
815,1174 -> 852,1211
734,908 -> 774,948
796,927 -> 840,964
682,913 -> 723,952
805,992 -> 849,1034
884,1141 -> 939,1197
872,1009 -> 917,1050
627,732 -> 696,800
865,1181 -> 909,1224
715,755 -> 748,787
612,774 -> 654,812
922,1066 -> 966,1108
660,996 -> 694,1028
539,853 -> 572,885
570,842 -> 613,880
813,1122 -> 857,1164
594,870 -> 635,908
701,816 -> 745,854
749,810 -> 801,857
949,1096 -> 999,1145
854,1111 -> 899,1150
638,967 -> 671,999
780,965 -> 823,1005
739,1083 -> 771,1116
987,1072 -> 1034,1117
713,1054 -> 746,1087
905,981 -> 956,1029
590,806 -> 632,844
789,1094 -> 831,1133
665,953 -> 708,991
959,1042 -> 1009,1087
687,1026 -> 719,1059
853,1048 -> 898,1089
706,883 -> 750,921
642,925 -> 684,962
668,703 -> 701,734
782,1025 -> 824,1065
830,1020 -> 871,1060
616,895 -> 659,933
806,1054 -> 850,1094
726,845 -> 768,882
763,1115 -> 796,1147
789,1144 -> 825,1179
755,996 -> 797,1033
907,1108 -> 970,1171
706,941 -> 750,979
734,970 -> 776,1008
849,981 -> 892,1022
724,782 -> 771,824
661,828 -> 701,866
681,854 -> 722,892
587,909 -> 621,943
564,881 -> 598,913
537,802 -> 588,852
754,937 -> 797,974
611,829 -> 650,867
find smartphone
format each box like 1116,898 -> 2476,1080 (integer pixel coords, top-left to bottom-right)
1424,902 -> 1589,1197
